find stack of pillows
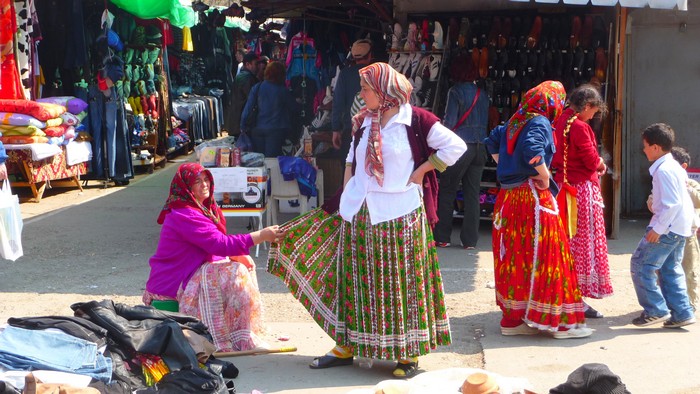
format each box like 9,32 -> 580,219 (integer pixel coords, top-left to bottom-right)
0,97 -> 88,146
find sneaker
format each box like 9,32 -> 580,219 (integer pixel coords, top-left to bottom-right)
663,317 -> 696,328
436,242 -> 451,248
553,327 -> 593,339
632,312 -> 671,327
501,323 -> 539,336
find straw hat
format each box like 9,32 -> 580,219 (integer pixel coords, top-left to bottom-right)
461,372 -> 499,394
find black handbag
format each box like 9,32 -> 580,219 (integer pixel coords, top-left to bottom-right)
244,82 -> 261,130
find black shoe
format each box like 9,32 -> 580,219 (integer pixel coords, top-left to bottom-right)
632,312 -> 670,327
392,360 -> 419,379
584,306 -> 604,319
309,355 -> 354,369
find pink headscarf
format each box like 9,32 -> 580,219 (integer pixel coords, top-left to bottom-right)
351,62 -> 413,186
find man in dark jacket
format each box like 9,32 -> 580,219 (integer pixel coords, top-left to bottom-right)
331,39 -> 373,161
229,52 -> 260,136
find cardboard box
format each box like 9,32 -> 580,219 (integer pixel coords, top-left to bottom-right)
209,167 -> 267,210
199,146 -> 218,167
216,147 -> 231,167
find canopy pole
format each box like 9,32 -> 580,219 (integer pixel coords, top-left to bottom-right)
611,5 -> 628,240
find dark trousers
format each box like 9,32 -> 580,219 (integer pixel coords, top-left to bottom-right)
434,143 -> 486,247
251,127 -> 288,157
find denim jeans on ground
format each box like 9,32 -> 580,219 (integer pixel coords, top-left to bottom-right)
0,326 -> 112,383
630,229 -> 694,322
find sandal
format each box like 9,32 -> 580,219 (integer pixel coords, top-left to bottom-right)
309,355 -> 353,369
392,360 -> 419,379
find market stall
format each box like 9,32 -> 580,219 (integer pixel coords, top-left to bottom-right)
5,142 -> 90,202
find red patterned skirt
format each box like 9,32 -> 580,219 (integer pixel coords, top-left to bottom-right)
268,204 -> 451,360
492,181 -> 586,330
569,180 -> 613,299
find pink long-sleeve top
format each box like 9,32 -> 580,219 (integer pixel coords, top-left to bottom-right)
145,207 -> 253,298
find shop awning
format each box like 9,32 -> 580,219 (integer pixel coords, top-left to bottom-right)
509,0 -> 687,10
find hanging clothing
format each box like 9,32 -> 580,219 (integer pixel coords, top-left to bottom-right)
87,85 -> 134,181
0,0 -> 23,99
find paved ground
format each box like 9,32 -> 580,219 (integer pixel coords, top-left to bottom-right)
1,155 -> 699,394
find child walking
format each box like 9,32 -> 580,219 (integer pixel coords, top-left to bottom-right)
667,147 -> 699,310
631,123 -> 697,328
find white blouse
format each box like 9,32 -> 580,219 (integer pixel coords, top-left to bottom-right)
339,104 -> 467,225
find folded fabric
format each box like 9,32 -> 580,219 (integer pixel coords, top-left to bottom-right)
45,117 -> 64,127
36,96 -> 88,115
0,111 -> 46,128
0,135 -> 49,144
63,125 -> 76,140
0,99 -> 66,121
60,112 -> 81,126
75,111 -> 87,122
48,136 -> 65,145
0,125 -> 46,136
43,124 -> 69,138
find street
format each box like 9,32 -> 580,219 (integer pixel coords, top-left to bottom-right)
1,157 -> 698,394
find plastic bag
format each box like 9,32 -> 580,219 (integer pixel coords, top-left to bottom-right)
234,132 -> 253,152
0,180 -> 23,261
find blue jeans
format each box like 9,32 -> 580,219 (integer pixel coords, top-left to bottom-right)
0,325 -> 112,383
630,229 -> 694,321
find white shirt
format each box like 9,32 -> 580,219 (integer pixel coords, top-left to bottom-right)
339,104 -> 467,225
649,153 -> 697,236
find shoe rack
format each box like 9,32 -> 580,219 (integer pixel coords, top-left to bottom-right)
445,12 -> 610,221
387,19 -> 449,114
446,13 -> 610,128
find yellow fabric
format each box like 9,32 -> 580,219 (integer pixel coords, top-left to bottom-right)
45,117 -> 64,127
0,125 -> 45,136
565,191 -> 578,238
182,26 -> 194,52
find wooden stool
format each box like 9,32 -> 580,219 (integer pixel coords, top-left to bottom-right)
151,299 -> 179,312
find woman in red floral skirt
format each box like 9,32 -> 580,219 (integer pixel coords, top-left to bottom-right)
484,81 -> 592,339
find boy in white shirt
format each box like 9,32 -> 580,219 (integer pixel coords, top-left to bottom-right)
631,123 -> 696,328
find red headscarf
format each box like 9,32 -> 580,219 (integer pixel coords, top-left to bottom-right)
157,163 -> 227,234
505,80 -> 566,155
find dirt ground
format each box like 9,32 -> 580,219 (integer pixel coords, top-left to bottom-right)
3,158 -> 697,394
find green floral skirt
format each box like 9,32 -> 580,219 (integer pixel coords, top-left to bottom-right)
268,203 -> 451,360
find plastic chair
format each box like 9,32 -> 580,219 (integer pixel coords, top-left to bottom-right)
264,158 -> 323,226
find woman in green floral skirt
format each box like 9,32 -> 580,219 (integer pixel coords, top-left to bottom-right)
268,62 -> 466,378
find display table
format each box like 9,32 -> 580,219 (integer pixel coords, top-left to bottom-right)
5,143 -> 89,202
209,167 -> 269,258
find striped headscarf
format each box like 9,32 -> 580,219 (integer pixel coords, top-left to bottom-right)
352,62 -> 413,186
505,80 -> 566,155
157,163 -> 227,234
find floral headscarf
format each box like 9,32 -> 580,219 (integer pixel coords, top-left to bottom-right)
157,163 -> 227,234
352,62 -> 413,186
505,80 -> 566,155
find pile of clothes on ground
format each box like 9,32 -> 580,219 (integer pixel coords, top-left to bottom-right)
0,300 -> 237,394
